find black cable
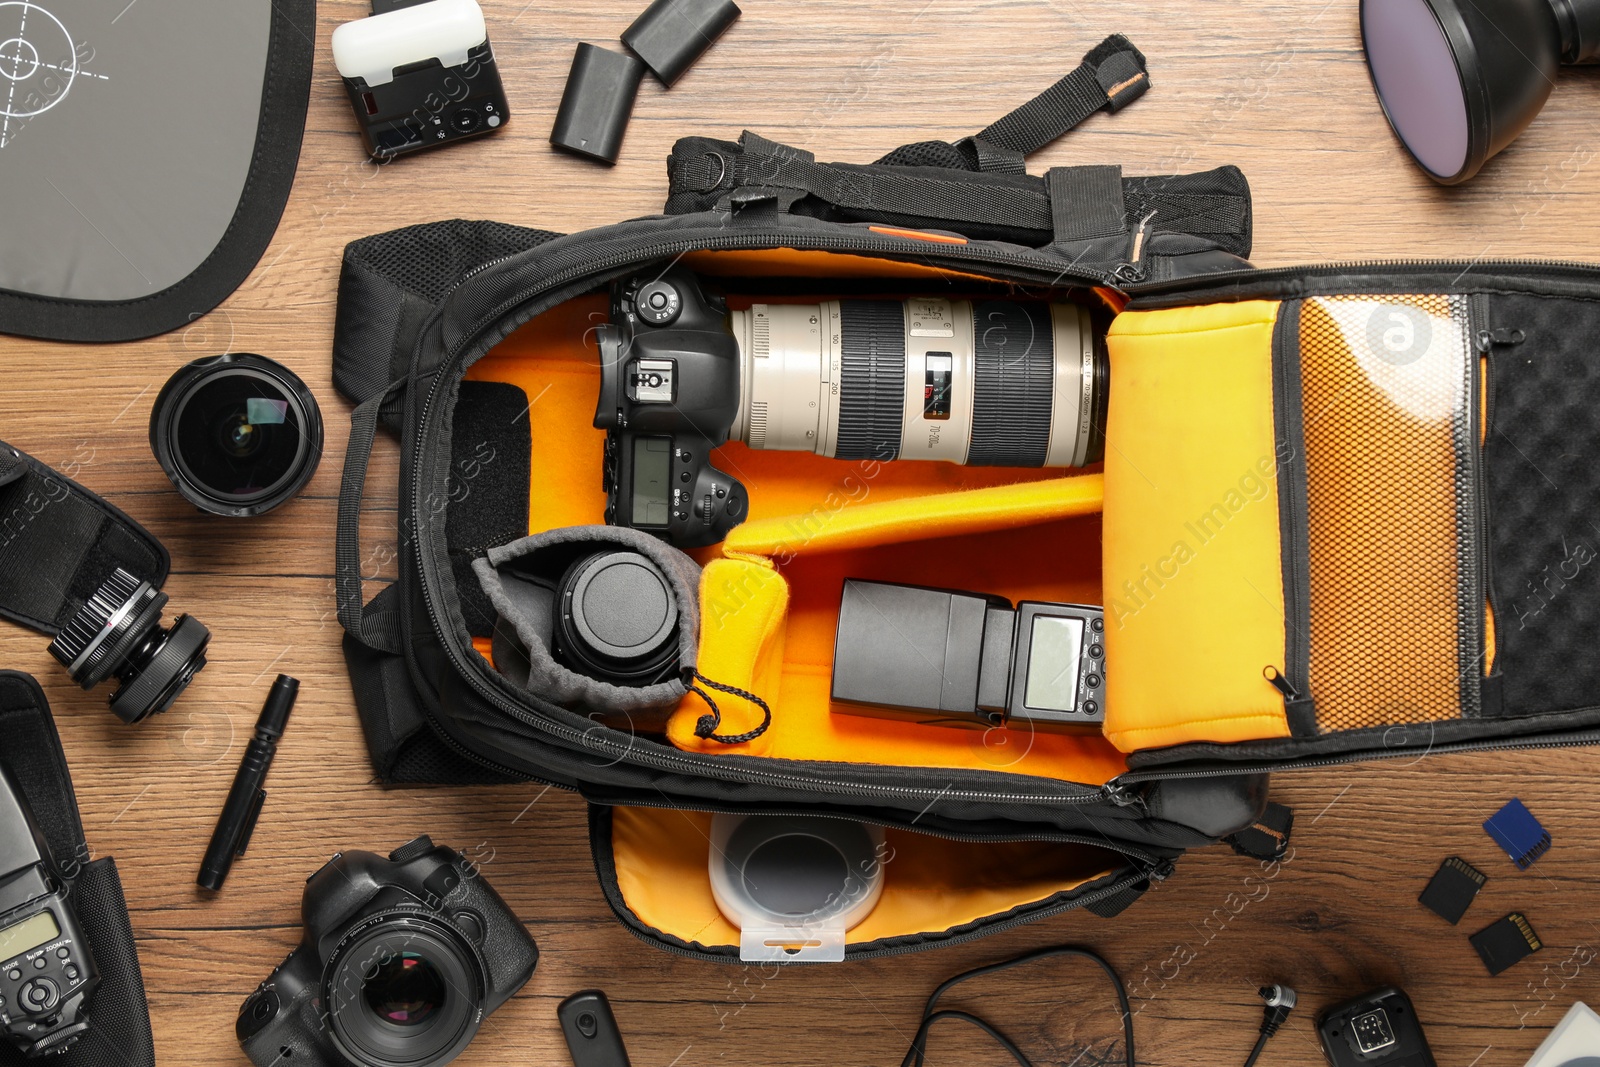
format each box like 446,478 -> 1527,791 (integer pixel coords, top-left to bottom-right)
1242,1030 -> 1270,1067
900,946 -> 1135,1067
1242,985 -> 1296,1067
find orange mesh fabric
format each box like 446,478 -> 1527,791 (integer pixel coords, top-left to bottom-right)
1298,295 -> 1480,731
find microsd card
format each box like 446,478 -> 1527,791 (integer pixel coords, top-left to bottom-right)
1483,798 -> 1551,870
1418,856 -> 1486,924
1470,912 -> 1542,976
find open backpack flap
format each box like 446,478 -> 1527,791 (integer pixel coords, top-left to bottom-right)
328,34 -> 1309,962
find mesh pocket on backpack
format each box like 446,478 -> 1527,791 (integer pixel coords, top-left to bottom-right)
1297,295 -> 1482,731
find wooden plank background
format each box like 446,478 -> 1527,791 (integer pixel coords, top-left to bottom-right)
5,0 -> 1600,1064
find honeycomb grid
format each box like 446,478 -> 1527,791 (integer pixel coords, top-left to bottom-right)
1297,294 -> 1479,732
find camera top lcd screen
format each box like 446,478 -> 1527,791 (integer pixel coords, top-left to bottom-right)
0,911 -> 60,964
632,437 -> 673,527
1023,615 -> 1084,712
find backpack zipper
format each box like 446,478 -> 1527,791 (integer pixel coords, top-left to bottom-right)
1104,720 -> 1600,789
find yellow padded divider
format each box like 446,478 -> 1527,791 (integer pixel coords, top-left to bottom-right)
668,558 -> 790,754
724,475 -> 1105,559
1101,300 -> 1292,751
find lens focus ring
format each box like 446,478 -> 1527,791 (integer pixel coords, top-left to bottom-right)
48,568 -> 161,684
968,301 -> 1053,467
834,301 -> 906,462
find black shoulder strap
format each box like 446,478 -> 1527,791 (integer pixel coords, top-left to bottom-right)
0,440 -> 169,636
0,672 -> 155,1067
879,34 -> 1149,175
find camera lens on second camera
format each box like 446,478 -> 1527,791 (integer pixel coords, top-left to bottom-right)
149,353 -> 323,518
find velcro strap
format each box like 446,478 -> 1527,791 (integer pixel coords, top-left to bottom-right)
1048,164 -> 1126,244
977,34 -> 1149,158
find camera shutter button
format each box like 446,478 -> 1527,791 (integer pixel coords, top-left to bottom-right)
388,836 -> 436,863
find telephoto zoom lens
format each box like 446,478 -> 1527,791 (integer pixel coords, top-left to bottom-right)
726,298 -> 1105,467
150,353 -> 323,517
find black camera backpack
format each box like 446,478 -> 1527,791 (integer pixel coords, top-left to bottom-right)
333,34 -> 1600,960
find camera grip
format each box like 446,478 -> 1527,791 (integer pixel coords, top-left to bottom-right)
442,859 -> 539,1014
238,980 -> 346,1067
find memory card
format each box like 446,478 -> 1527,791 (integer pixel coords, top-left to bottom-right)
1470,912 -> 1542,976
1418,856 -> 1486,924
1483,798 -> 1551,870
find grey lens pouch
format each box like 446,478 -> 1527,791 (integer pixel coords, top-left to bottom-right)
473,525 -> 701,724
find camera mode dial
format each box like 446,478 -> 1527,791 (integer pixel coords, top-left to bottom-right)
634,281 -> 681,326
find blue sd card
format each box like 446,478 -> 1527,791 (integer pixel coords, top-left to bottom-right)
1483,798 -> 1551,870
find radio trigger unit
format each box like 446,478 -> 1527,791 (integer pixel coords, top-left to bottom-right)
331,0 -> 511,161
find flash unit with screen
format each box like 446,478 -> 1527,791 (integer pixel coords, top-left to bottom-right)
0,763 -> 99,1057
829,579 -> 1105,732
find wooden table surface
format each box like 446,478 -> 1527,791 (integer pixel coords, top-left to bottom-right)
5,1 -> 1600,1064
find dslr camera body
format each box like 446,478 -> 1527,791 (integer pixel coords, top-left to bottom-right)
593,267 -> 1107,548
594,269 -> 750,549
236,836 -> 537,1067
0,763 -> 98,1058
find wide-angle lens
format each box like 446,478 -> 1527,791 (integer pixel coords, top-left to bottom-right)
150,353 -> 323,517
727,297 -> 1104,468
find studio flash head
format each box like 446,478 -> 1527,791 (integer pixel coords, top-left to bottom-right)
1362,0 -> 1600,183
150,353 -> 323,518
47,568 -> 210,724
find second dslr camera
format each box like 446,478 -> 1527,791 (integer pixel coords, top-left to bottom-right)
236,836 -> 537,1067
593,268 -> 1107,547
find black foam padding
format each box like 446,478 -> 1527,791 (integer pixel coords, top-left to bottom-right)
1470,912 -> 1542,976
447,381 -> 532,638
969,300 -> 1053,467
1481,294 -> 1600,716
834,301 -> 905,461
1418,856 -> 1486,924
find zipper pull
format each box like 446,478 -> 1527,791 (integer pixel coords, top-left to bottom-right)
1113,211 -> 1159,285
1148,859 -> 1176,883
1262,665 -> 1302,702
1102,777 -> 1147,813
1475,327 -> 1525,352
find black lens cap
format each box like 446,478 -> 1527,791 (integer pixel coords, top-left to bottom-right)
555,550 -> 680,685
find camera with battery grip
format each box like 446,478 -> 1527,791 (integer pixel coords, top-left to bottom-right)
593,267 -> 1108,547
235,836 -> 538,1067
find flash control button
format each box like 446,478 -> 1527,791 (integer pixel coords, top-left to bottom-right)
20,978 -> 58,1012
